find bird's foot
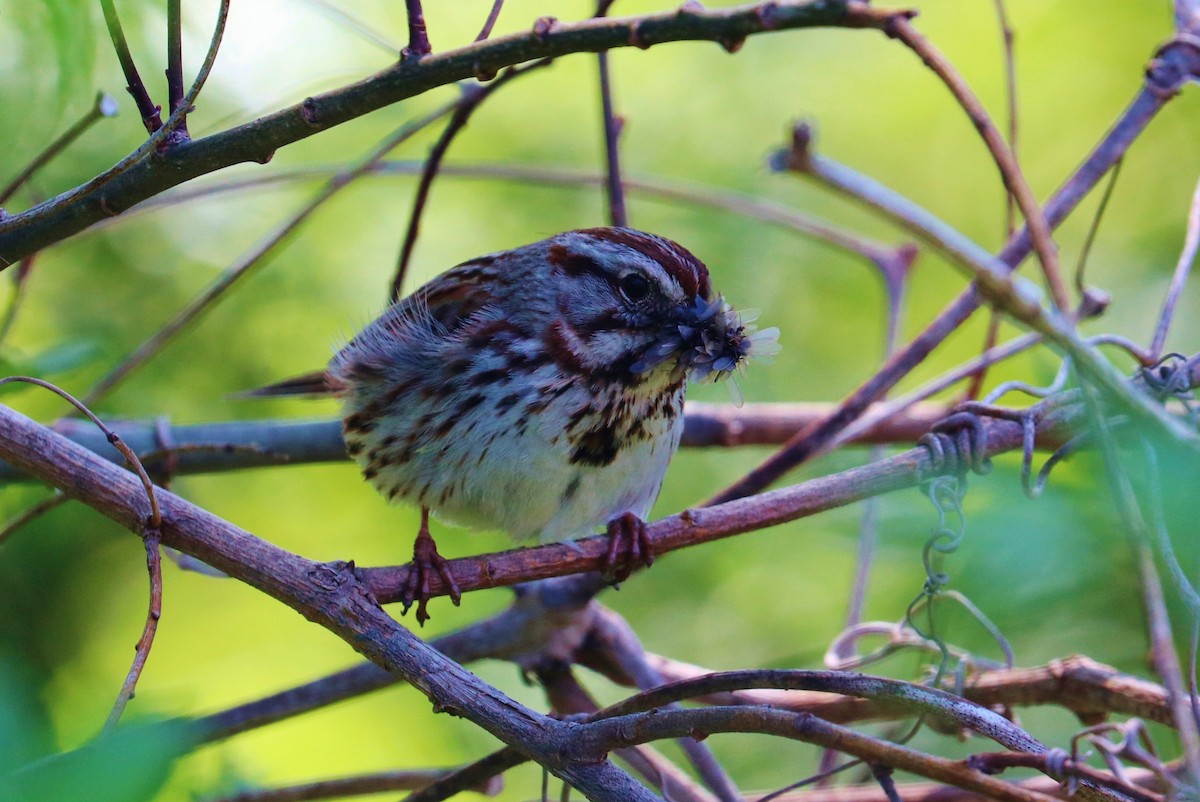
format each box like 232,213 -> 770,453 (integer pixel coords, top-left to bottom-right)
402,515 -> 461,626
602,511 -> 654,585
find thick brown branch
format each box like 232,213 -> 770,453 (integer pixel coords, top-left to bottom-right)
0,403 -> 657,801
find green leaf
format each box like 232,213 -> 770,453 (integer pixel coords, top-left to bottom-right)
5,720 -> 195,802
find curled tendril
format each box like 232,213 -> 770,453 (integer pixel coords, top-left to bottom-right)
1137,352 -> 1199,427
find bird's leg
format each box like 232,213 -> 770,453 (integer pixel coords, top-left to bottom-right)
602,511 -> 654,584
402,507 -> 462,625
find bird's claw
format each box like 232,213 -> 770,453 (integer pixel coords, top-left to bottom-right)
402,526 -> 461,626
602,511 -> 654,585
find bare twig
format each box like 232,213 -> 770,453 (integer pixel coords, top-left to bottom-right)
962,314 -> 1003,402
0,0 -> 895,266
885,16 -> 1069,312
1072,158 -> 1123,297
103,529 -> 163,733
595,0 -> 628,228
0,402 -> 959,485
166,0 -> 188,142
402,0 -> 432,60
1149,174 -> 1200,359
0,254 -> 37,346
0,93 -> 119,206
82,98 -> 461,408
0,377 -> 164,733
74,0 -> 230,203
100,0 -> 162,133
391,61 -> 550,299
0,491 -> 67,547
992,0 -> 1018,237
706,34 -> 1198,502
135,161 -> 915,273
208,767 -> 501,802
475,0 -> 507,42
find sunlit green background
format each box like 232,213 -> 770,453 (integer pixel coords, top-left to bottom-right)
1,0 -> 1198,799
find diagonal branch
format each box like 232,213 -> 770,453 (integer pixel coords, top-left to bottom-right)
0,402 -> 658,801
0,0 -> 897,267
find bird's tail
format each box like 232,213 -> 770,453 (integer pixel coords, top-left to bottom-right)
233,370 -> 339,398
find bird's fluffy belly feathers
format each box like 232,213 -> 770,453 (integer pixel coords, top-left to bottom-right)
342,364 -> 685,544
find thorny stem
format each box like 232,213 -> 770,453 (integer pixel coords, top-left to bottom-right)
82,98 -> 462,409
0,93 -> 119,207
390,62 -> 551,300
100,0 -> 163,133
1149,174 -> 1200,359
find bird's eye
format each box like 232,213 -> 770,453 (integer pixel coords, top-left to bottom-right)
619,273 -> 651,302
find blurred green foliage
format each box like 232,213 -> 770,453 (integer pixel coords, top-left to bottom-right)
0,0 -> 1197,799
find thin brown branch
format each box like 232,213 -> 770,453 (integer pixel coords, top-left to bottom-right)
884,16 -> 1069,312
0,0 -> 895,266
574,706 -> 1059,802
402,0 -> 432,59
100,0 -> 162,133
135,161 -> 914,273
1149,173 -> 1200,359
82,98 -> 461,408
402,748 -> 525,802
0,402 -> 955,485
391,62 -> 550,300
993,0 -> 1018,237
0,93 -> 119,207
643,654 -> 1174,728
756,769 -> 1172,802
166,0 -> 188,141
1138,548 -> 1200,780
0,253 -> 38,346
966,752 -> 1164,802
103,529 -> 163,733
359,397 -> 1085,604
698,18 -> 1200,505
536,662 -> 723,802
475,0 -> 507,42
0,491 -> 67,546
1072,158 -> 1122,298
209,767 -> 500,802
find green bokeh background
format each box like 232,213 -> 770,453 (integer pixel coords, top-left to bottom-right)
0,1 -> 1198,799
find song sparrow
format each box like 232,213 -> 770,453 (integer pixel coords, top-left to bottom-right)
257,227 -> 777,622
